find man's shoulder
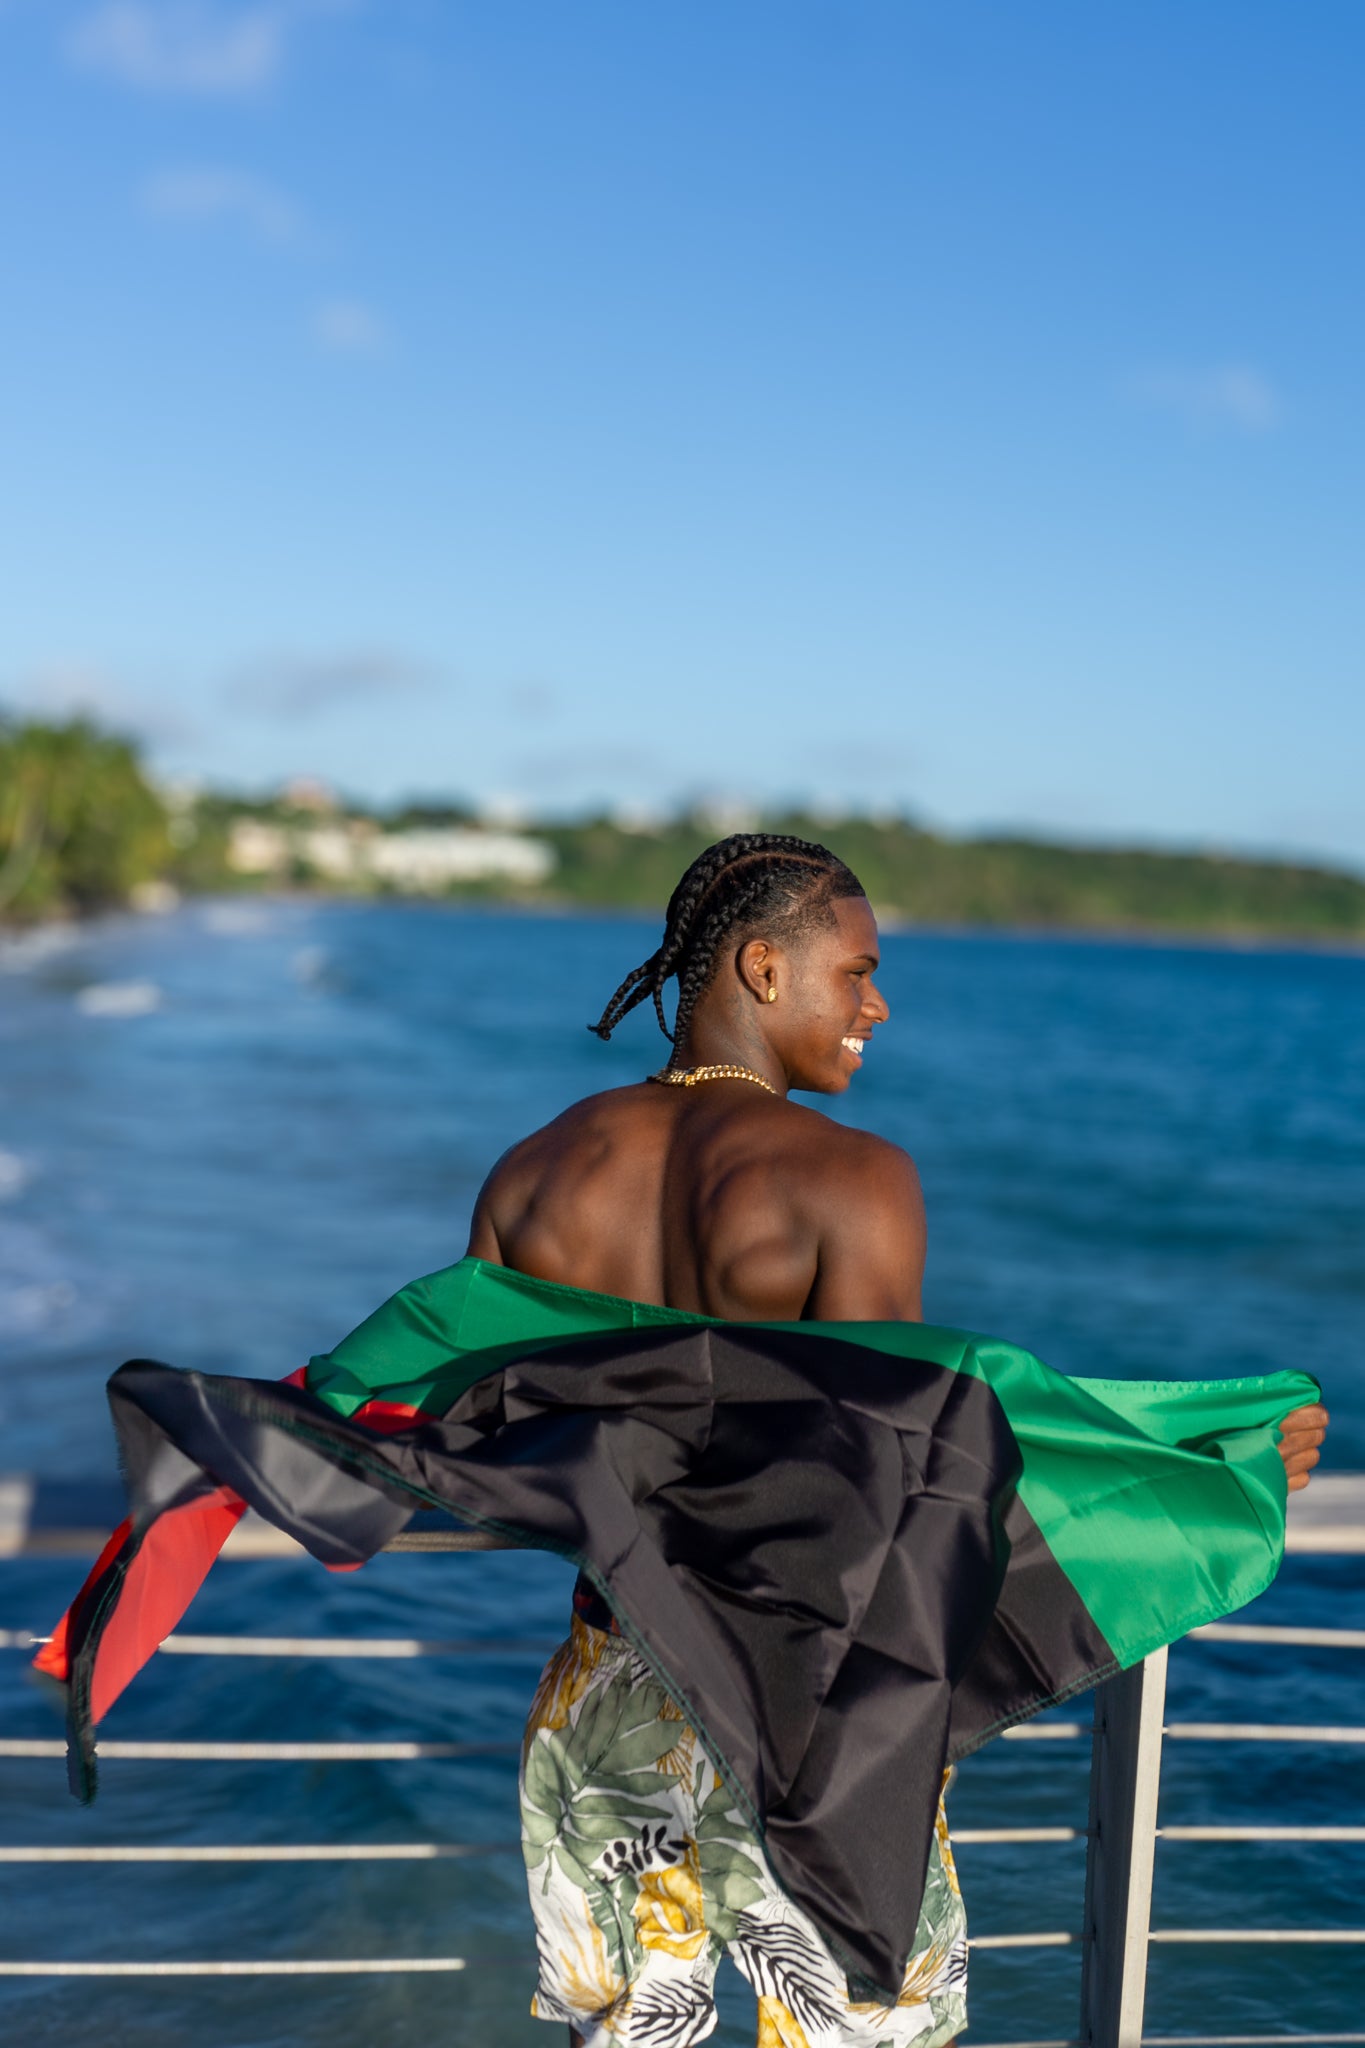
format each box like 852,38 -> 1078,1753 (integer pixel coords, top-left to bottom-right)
486,1083 -> 657,1174
768,1101 -> 919,1197
541,1081 -> 661,1140
771,1107 -> 926,1317
772,1096 -> 910,1161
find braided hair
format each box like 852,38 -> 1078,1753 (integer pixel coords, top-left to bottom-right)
588,833 -> 866,1049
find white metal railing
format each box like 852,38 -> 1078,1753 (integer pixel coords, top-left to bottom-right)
1,1475 -> 1361,2046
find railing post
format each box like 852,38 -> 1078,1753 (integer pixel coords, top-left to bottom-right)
1079,1647 -> 1168,2048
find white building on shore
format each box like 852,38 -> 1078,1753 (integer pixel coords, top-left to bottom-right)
366,827 -> 555,889
226,817 -> 556,892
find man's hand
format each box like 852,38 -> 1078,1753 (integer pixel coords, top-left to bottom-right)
1278,1403 -> 1329,1492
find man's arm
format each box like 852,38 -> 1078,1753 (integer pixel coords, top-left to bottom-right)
804,1135 -> 927,1321
465,1187 -> 503,1262
465,1149 -> 518,1264
804,1128 -> 1329,1481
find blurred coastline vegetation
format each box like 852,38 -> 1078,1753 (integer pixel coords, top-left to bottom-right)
0,714 -> 172,924
3,711 -> 1364,943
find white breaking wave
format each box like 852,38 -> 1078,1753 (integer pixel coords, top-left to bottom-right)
292,945 -> 329,984
75,981 -> 163,1018
0,1217 -> 80,1340
0,924 -> 79,973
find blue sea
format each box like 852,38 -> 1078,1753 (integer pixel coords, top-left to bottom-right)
1,899 -> 1362,2047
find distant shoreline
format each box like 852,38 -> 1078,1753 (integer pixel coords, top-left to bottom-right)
6,890 -> 1364,962
6,718 -> 1364,946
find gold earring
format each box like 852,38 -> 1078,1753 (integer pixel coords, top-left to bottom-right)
766,986 -> 777,1003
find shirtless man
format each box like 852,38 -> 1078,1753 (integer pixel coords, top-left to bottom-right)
468,832 -> 1328,2048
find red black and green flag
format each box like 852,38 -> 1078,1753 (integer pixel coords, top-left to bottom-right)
36,1257 -> 1315,1996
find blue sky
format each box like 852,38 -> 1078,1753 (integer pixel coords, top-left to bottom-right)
2,2 -> 1362,866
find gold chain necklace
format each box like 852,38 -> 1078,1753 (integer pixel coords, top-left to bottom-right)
648,1062 -> 779,1097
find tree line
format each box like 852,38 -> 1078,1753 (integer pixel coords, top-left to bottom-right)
3,711 -> 1364,941
0,713 -> 172,923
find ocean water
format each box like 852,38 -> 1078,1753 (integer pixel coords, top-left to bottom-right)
1,899 -> 1362,2047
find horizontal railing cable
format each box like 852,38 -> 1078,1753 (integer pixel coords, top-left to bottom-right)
0,1843 -> 517,1862
1192,1622 -> 1365,1650
1158,1825 -> 1365,1842
968,2037 -> 1365,2048
1165,1723 -> 1365,1743
1148,1929 -> 1365,1944
2,1835 -> 1358,1867
954,1827 -> 1083,1843
7,1727 -> 1361,1764
0,1739 -> 518,1761
0,1958 -> 473,1976
5,1621 -> 1364,1657
2,1630 -> 558,1656
0,1935 -> 1081,1974
0,1829 -> 1090,1860
970,2037 -> 1365,2048
969,1932 -> 1079,1948
0,1737 -> 1102,1766
1143,2036 -> 1365,2046
156,1633 -> 561,1657
1001,1722 -> 1086,1740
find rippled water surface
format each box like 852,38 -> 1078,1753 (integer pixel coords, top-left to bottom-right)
1,901 -> 1362,2045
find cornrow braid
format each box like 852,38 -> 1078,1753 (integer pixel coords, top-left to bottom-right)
587,832 -> 864,1046
589,947 -> 669,1043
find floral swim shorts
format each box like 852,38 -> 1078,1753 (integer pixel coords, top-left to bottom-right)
520,1611 -> 968,2048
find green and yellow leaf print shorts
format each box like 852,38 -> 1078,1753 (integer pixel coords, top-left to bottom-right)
520,1611 -> 968,2048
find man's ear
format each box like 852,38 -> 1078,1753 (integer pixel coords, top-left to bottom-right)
737,938 -> 777,1003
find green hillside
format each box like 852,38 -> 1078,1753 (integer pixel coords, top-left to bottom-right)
3,714 -> 1363,942
541,812 -> 1365,940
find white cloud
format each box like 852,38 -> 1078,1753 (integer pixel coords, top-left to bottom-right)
313,296 -> 388,355
68,2 -> 285,95
1127,362 -> 1281,433
66,0 -> 354,99
226,649 -> 434,719
140,166 -> 305,243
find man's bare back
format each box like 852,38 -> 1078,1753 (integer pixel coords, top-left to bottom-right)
468,1078 -> 927,1321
